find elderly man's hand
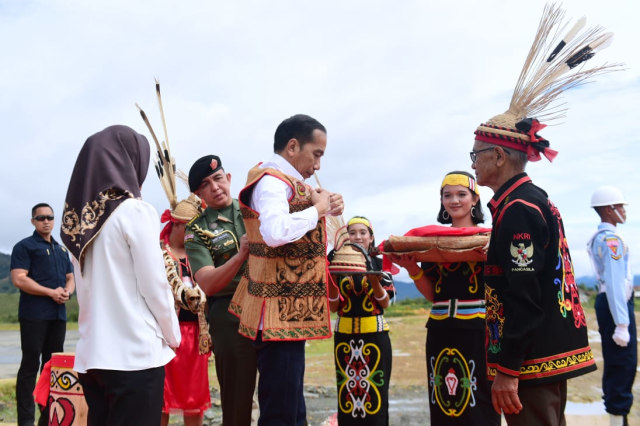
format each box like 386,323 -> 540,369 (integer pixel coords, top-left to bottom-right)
491,371 -> 522,415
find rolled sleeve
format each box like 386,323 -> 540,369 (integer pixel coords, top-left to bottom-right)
10,242 -> 31,271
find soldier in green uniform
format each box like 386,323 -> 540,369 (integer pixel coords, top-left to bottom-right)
184,155 -> 257,426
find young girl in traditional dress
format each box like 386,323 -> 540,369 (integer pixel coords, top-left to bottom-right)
391,171 -> 499,425
328,216 -> 395,425
160,196 -> 212,426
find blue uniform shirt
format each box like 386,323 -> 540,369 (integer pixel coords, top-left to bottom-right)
10,231 -> 73,321
588,222 -> 632,326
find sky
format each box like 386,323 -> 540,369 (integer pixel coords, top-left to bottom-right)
1,0 -> 639,284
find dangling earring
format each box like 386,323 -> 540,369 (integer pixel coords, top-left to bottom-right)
442,210 -> 450,220
471,206 -> 476,218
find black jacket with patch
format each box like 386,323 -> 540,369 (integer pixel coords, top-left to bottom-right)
484,173 -> 596,385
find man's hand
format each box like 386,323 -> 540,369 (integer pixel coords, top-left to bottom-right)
491,371 -> 523,415
238,234 -> 250,261
311,188 -> 331,217
51,287 -> 70,305
328,192 -> 344,216
613,324 -> 630,347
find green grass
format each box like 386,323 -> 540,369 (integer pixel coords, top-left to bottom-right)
0,293 -> 79,323
0,293 -> 596,423
0,378 -> 17,422
385,297 -> 431,317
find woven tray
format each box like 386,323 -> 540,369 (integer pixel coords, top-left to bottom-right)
380,233 -> 490,263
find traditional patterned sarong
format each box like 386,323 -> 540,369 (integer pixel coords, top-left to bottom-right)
423,262 -> 499,425
332,261 -> 394,426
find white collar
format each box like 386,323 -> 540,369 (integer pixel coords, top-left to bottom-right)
261,153 -> 305,181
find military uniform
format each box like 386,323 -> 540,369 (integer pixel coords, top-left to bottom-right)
588,223 -> 636,418
185,199 -> 257,426
484,173 -> 596,385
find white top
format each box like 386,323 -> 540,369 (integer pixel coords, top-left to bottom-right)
250,153 -> 319,247
73,198 -> 180,373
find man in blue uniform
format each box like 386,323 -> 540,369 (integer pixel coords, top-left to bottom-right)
10,203 -> 75,426
588,186 -> 635,426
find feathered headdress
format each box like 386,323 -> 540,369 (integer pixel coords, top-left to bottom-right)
136,79 -> 179,208
474,3 -> 621,162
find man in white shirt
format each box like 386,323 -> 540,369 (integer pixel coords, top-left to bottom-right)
230,114 -> 344,425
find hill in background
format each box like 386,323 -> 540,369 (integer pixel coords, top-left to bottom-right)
2,251 -> 639,297
392,275 -> 640,301
0,252 -> 16,293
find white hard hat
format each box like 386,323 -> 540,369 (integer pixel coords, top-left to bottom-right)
590,185 -> 627,207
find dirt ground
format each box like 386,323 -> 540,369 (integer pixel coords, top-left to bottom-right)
0,306 -> 634,425
202,308 -> 640,426
301,310 -> 640,426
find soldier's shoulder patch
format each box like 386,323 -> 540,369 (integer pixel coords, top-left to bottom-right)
604,237 -> 622,260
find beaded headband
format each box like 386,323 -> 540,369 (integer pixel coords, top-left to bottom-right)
441,173 -> 480,195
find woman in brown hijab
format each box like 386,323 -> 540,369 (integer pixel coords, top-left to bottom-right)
61,125 -> 180,426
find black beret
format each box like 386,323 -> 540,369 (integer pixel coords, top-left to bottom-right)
188,155 -> 223,192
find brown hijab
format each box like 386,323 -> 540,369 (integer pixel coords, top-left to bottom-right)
60,125 -> 150,264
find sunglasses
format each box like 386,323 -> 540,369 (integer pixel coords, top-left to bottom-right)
33,215 -> 55,222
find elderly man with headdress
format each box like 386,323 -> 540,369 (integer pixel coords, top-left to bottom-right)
468,4 -> 621,424
159,194 -> 212,426
184,154 -> 257,426
60,125 -> 180,426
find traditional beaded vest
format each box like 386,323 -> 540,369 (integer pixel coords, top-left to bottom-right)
229,166 -> 331,341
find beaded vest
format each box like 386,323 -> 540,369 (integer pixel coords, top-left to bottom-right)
229,166 -> 330,341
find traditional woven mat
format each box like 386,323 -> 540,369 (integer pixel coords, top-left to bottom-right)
379,231 -> 490,263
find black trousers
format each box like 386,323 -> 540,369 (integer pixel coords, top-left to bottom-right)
17,319 -> 66,426
254,332 -> 306,426
504,380 -> 567,426
596,294 -> 637,416
209,297 -> 257,426
78,366 -> 165,426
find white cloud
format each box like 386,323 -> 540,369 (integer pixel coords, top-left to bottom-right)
1,0 -> 639,280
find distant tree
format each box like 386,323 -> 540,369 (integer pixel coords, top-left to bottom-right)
0,253 -> 16,293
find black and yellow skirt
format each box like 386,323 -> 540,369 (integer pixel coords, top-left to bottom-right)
334,315 -> 392,425
426,326 -> 499,425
